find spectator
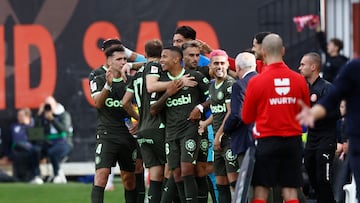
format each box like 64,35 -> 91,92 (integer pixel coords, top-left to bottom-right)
37,96 -> 73,183
242,34 -> 310,203
297,57 -> 360,200
315,24 -> 348,83
10,108 -> 42,184
298,52 -> 339,203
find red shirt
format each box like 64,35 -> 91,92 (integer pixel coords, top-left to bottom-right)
242,62 -> 310,139
256,60 -> 265,73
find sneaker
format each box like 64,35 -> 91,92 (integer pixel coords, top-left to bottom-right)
30,176 -> 44,185
53,174 -> 67,184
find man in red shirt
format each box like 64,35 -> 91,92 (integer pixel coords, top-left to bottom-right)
242,34 -> 310,203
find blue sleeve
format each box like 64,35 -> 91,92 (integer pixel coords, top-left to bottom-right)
198,54 -> 210,66
134,54 -> 147,62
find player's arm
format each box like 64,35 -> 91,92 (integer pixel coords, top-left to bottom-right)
198,114 -> 213,135
150,80 -> 183,115
92,69 -> 113,109
122,91 -> 140,121
214,102 -> 231,151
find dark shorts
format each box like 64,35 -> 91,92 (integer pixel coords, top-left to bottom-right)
252,136 -> 303,188
137,128 -> 166,168
94,130 -> 137,172
197,132 -> 209,163
166,134 -> 200,170
214,140 -> 239,176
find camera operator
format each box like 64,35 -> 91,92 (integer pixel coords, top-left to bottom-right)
37,96 -> 73,183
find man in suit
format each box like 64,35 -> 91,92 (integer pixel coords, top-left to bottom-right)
224,51 -> 257,164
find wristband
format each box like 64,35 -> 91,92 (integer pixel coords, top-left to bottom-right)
196,104 -> 204,113
104,83 -> 112,91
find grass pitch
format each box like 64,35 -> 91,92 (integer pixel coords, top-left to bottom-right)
0,182 -> 124,203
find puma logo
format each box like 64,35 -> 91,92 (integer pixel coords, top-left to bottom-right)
188,151 -> 194,158
322,153 -> 330,160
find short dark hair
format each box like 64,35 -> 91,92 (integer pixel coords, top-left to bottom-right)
330,38 -> 344,51
163,46 -> 183,60
145,39 -> 163,58
254,31 -> 271,44
104,45 -> 125,58
174,26 -> 196,40
101,38 -> 122,51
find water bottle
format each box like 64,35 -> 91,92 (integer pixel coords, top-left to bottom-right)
124,118 -> 138,138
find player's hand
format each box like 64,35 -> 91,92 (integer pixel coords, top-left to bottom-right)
180,74 -> 197,88
198,120 -> 207,135
166,80 -> 183,96
296,99 -> 315,128
106,67 -> 114,86
128,122 -> 138,136
121,63 -> 132,82
188,107 -> 201,122
214,132 -> 223,151
37,102 -> 45,116
197,39 -> 213,54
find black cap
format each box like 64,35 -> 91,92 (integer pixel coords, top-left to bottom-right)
101,38 -> 122,51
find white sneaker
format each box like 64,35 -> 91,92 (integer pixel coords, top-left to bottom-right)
53,173 -> 67,184
30,176 -> 44,185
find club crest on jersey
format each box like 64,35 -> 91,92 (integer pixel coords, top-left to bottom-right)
217,91 -> 224,100
185,139 -> 196,152
225,149 -> 237,161
310,93 -> 317,102
274,78 -> 290,96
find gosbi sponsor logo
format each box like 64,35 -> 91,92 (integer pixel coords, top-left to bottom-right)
105,98 -> 123,107
269,78 -> 297,105
166,94 -> 191,107
210,103 -> 226,113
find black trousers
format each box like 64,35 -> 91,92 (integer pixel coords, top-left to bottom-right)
304,148 -> 336,203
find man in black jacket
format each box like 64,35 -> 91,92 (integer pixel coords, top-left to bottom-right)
298,52 -> 340,203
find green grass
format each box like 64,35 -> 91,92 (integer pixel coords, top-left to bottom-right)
0,182 -> 125,203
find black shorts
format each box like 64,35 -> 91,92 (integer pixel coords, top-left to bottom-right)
137,128 -> 166,168
166,135 -> 200,170
214,140 -> 239,176
252,136 -> 303,188
94,130 -> 137,172
197,132 -> 209,163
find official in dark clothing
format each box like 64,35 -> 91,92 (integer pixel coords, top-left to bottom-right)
298,52 -> 340,203
297,57 -> 360,200
224,52 -> 257,162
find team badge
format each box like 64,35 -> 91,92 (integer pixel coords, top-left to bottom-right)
95,156 -> 101,165
225,149 -> 237,161
165,143 -> 170,155
200,139 -> 209,152
274,78 -> 290,96
150,66 -> 159,73
132,149 -> 137,161
217,91 -> 224,100
310,93 -> 317,102
185,139 -> 196,152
